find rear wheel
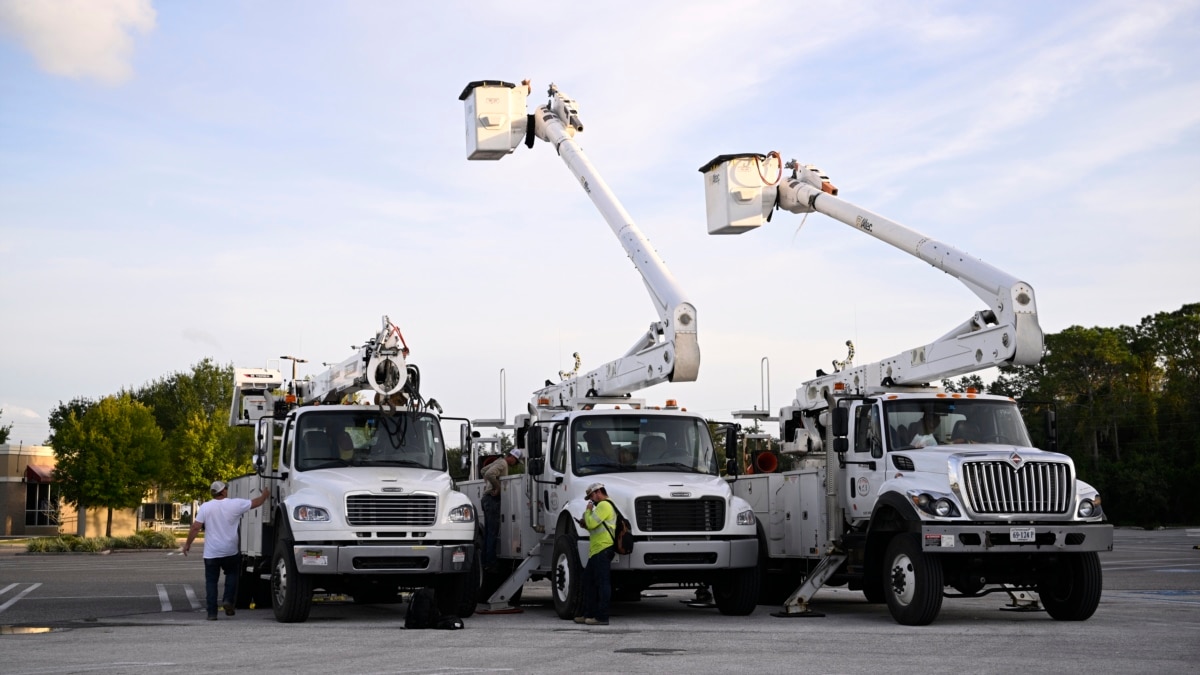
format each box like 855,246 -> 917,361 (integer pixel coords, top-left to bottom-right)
1039,552 -> 1102,621
713,566 -> 759,616
551,534 -> 582,619
883,534 -> 943,626
271,538 -> 313,623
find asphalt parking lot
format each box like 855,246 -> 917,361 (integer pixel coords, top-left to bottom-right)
1,527 -> 1197,674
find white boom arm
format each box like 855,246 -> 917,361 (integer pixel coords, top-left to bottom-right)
700,153 -> 1043,410
461,80 -> 699,407
229,316 -> 413,427
299,315 -> 411,405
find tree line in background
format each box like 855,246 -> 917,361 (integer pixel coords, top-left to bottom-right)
44,359 -> 251,536
18,303 -> 1196,534
948,302 -> 1199,527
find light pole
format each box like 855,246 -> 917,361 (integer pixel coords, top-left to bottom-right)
279,355 -> 308,381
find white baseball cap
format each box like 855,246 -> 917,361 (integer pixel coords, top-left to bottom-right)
210,480 -> 228,495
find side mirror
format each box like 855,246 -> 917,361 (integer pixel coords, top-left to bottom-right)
833,437 -> 849,455
529,457 -> 545,475
527,425 -> 544,459
831,406 -> 849,437
1044,409 -> 1058,453
724,427 -> 739,477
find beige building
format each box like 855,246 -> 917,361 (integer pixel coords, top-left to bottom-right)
0,443 -> 138,537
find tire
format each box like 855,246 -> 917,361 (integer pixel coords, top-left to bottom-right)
713,566 -> 759,616
1039,552 -> 1102,621
551,533 -> 582,620
271,537 -> 314,623
455,545 -> 482,617
883,534 -> 944,626
754,535 -> 793,606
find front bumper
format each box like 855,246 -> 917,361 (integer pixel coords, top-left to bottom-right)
919,523 -> 1113,553
604,538 -> 758,570
292,542 -> 474,575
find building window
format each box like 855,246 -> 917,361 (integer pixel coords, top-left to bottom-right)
25,483 -> 60,526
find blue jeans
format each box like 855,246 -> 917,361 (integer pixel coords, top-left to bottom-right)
581,547 -> 614,622
482,494 -> 501,567
204,554 -> 240,616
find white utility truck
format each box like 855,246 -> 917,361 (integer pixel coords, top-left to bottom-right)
456,80 -> 759,618
227,316 -> 478,623
700,154 -> 1113,625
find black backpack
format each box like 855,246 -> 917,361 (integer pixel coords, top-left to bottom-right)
405,588 -> 465,630
405,588 -> 440,629
603,501 -> 635,555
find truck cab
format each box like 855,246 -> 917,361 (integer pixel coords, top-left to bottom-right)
234,404 -> 478,623
460,404 -> 760,617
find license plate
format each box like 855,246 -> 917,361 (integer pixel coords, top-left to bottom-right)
1010,527 -> 1037,543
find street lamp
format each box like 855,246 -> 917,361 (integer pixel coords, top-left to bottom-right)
279,355 -> 308,381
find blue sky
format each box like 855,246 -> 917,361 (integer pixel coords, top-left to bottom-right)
2,0 -> 1197,447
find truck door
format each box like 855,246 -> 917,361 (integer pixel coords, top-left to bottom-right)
545,422 -> 568,524
844,401 -> 886,522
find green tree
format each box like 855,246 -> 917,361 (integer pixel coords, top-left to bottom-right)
46,396 -> 96,447
135,359 -> 252,499
52,394 -> 166,537
0,408 -> 12,444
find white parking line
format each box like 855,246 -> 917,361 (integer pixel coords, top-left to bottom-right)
0,583 -> 42,613
156,583 -> 172,611
183,584 -> 199,610
156,583 -> 200,611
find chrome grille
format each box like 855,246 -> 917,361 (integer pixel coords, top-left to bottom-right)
635,497 -> 725,532
961,461 -> 1072,514
346,494 -> 437,526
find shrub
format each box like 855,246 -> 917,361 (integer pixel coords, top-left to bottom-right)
71,537 -> 107,553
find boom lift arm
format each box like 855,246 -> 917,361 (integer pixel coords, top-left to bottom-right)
228,315 -> 426,427
461,80 -> 699,407
700,154 -> 1043,410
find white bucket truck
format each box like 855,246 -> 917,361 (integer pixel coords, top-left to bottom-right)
227,316 -> 478,622
700,154 -> 1113,625
455,81 -> 759,618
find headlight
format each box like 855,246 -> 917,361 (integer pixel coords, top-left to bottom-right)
1078,499 -> 1095,518
736,509 -> 756,526
909,491 -> 961,518
449,504 -> 475,523
293,505 -> 329,522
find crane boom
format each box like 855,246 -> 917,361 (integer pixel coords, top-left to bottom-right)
462,81 -> 698,407
700,154 -> 1043,409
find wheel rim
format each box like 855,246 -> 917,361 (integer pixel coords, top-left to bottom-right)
554,552 -> 571,602
890,553 -> 916,605
273,555 -> 289,606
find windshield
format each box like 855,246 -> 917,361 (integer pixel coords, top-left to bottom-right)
571,415 -> 717,476
884,398 -> 1032,451
294,409 -> 447,472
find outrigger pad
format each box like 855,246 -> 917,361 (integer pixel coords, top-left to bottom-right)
770,610 -> 826,618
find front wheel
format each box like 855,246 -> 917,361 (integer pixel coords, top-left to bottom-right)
271,539 -> 313,623
883,534 -> 944,626
551,533 -> 582,620
713,566 -> 759,616
1039,552 -> 1102,621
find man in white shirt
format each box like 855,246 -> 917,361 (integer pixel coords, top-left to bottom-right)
183,480 -> 270,620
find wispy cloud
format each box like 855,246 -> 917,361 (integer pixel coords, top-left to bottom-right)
0,0 -> 155,85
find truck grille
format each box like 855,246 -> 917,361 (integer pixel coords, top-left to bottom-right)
635,497 -> 725,532
961,461 -> 1072,514
346,494 -> 437,526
